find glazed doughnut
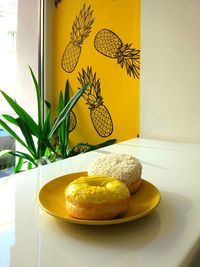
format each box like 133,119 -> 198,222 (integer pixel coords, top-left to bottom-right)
88,153 -> 142,194
65,176 -> 130,220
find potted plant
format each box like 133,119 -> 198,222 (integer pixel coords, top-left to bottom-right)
0,67 -> 116,173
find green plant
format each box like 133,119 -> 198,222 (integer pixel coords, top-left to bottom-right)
52,80 -> 116,159
0,67 -> 88,172
0,67 -> 116,173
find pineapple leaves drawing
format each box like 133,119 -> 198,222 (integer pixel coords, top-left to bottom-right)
54,0 -> 62,8
78,67 -> 113,138
94,29 -> 140,79
61,4 -> 95,73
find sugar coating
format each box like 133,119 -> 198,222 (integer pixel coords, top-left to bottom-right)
88,154 -> 142,186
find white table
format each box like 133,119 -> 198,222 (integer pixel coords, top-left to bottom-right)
0,138 -> 200,267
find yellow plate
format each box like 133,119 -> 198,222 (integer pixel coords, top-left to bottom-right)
38,172 -> 161,225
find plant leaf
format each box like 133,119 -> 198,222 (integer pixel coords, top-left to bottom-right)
27,162 -> 33,170
39,110 -> 55,156
0,119 -> 30,151
0,149 -> 12,157
68,139 -> 117,156
88,138 -> 117,150
57,80 -> 71,157
13,157 -> 23,173
42,109 -> 51,137
2,114 -> 18,126
16,117 -> 36,157
0,90 -> 39,137
64,79 -> 70,105
64,80 -> 70,153
57,90 -> 64,115
29,66 -> 42,129
57,90 -> 66,156
10,151 -> 37,166
49,83 -> 88,139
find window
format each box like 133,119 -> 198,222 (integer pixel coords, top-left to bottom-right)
0,0 -> 42,177
0,0 -> 18,176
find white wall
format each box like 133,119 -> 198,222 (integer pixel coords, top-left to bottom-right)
16,0 -> 39,122
140,0 -> 200,143
14,0 -> 39,155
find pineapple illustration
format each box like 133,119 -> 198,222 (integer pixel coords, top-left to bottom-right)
71,144 -> 89,155
61,4 -> 95,73
54,0 -> 62,8
69,110 -> 77,132
94,29 -> 140,79
77,67 -> 113,137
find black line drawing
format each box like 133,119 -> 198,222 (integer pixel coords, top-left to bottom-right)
54,0 -> 62,8
69,110 -> 77,132
53,110 -> 76,135
94,29 -> 140,78
77,66 -> 113,137
61,4 -> 95,73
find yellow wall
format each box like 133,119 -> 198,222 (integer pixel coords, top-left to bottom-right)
53,0 -> 140,145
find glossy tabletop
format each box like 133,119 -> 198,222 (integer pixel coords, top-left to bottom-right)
0,138 -> 200,267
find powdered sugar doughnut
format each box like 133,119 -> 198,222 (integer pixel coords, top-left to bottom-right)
88,153 -> 142,194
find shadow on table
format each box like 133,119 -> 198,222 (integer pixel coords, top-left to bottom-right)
55,210 -> 161,251
37,210 -> 161,267
58,191 -> 192,249
39,190 -> 193,250
36,191 -> 193,267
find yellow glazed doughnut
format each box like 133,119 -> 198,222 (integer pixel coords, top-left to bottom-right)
88,153 -> 142,194
65,176 -> 130,220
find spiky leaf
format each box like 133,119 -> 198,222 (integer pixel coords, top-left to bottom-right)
49,83 -> 88,138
